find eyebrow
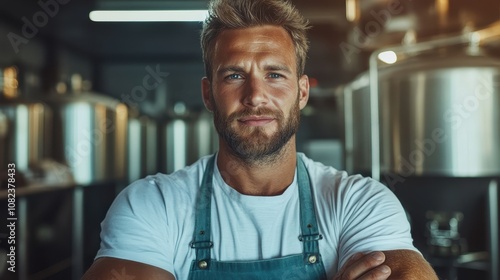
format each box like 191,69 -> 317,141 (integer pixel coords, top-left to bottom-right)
264,65 -> 292,73
216,64 -> 293,76
216,66 -> 245,76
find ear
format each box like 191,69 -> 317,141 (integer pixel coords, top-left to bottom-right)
201,77 -> 213,112
298,75 -> 310,110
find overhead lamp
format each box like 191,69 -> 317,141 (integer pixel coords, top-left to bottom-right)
89,0 -> 209,22
89,10 -> 208,22
345,0 -> 358,22
378,51 -> 398,64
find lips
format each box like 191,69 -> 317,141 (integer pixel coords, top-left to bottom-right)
238,115 -> 275,126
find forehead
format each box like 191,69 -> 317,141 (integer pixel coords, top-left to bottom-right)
212,25 -> 296,67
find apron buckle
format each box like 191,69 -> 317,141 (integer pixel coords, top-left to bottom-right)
190,241 -> 214,249
298,233 -> 323,242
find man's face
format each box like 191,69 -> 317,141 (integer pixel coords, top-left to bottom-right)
202,25 -> 309,162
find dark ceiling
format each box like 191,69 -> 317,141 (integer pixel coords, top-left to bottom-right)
0,0 -> 355,87
3,0 -> 497,89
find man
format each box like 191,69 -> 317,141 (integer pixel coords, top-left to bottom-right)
83,0 -> 438,279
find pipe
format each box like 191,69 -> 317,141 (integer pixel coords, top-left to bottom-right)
488,180 -> 499,280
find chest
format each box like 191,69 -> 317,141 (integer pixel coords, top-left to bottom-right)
168,188 -> 340,279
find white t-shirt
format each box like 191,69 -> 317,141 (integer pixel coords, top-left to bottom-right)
96,153 -> 417,279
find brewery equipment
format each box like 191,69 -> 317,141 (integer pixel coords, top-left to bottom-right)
44,92 -> 128,185
343,53 -> 500,177
127,111 -> 159,183
341,21 -> 500,279
0,98 -> 53,177
160,103 -> 218,174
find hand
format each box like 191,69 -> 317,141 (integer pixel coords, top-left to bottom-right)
333,251 -> 392,280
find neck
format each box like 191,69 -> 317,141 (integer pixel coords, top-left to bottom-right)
216,139 -> 297,196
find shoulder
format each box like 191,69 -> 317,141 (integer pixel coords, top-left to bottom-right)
108,155 -> 213,218
96,155 -> 214,272
299,152 -> 402,221
299,152 -> 385,197
122,155 -> 212,199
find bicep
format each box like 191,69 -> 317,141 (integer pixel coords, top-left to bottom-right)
383,250 -> 438,280
82,257 -> 175,280
337,178 -> 415,266
96,180 -> 173,272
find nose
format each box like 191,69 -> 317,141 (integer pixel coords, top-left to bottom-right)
243,76 -> 268,107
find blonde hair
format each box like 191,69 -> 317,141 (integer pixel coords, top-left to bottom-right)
201,0 -> 310,80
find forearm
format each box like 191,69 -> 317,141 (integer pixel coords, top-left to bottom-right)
383,250 -> 438,280
81,257 -> 175,280
333,250 -> 438,280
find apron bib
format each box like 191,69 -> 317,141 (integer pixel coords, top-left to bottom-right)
187,155 -> 327,280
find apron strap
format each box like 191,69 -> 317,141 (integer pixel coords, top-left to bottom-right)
297,156 -> 323,255
191,155 -> 216,262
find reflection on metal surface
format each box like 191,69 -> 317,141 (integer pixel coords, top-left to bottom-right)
167,119 -> 187,173
2,66 -> 19,99
128,118 -> 141,182
15,105 -> 29,170
127,114 -> 158,183
63,103 -> 93,184
115,103 -> 128,180
0,112 -> 7,138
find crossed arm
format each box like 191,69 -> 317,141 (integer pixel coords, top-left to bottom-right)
82,249 -> 438,280
333,249 -> 438,280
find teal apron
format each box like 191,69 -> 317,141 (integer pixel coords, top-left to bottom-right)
187,155 -> 327,280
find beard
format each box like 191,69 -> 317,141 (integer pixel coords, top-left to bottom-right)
212,94 -> 300,163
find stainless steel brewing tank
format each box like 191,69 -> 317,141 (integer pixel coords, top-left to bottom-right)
45,92 -> 128,185
343,75 -> 373,175
0,98 -> 52,173
344,54 -> 500,176
378,54 -> 500,176
161,110 -> 218,174
127,113 -> 158,183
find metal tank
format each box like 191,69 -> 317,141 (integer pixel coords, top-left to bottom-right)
378,53 -> 500,176
45,92 -> 128,185
342,74 -> 372,175
127,112 -> 158,183
160,104 -> 218,174
343,52 -> 500,177
0,98 -> 53,175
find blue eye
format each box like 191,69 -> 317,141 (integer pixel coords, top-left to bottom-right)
227,74 -> 242,80
269,73 -> 282,79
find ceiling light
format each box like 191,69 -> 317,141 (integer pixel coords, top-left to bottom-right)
89,10 -> 208,22
345,0 -> 358,22
378,51 -> 398,64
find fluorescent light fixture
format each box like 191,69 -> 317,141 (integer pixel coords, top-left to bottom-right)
378,51 -> 398,64
89,10 -> 208,22
345,0 -> 357,22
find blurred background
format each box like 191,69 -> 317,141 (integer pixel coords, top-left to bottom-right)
0,0 -> 499,279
